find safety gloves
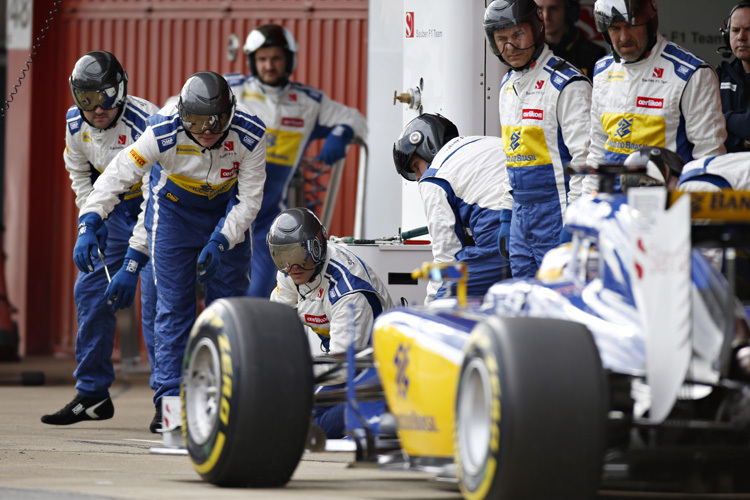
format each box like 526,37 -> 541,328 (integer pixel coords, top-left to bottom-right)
498,209 -> 512,260
197,232 -> 229,284
74,213 -> 106,273
318,124 -> 354,165
106,248 -> 149,311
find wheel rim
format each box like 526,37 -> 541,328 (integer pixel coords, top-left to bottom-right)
185,337 -> 222,445
457,357 -> 493,477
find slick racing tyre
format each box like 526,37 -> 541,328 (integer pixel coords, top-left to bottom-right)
455,317 -> 607,500
182,298 -> 313,487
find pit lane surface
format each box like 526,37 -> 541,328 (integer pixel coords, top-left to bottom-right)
2,358 -> 749,500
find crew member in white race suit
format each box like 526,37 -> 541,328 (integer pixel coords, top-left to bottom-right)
585,0 -> 727,194
73,71 -> 267,430
392,114 -> 510,302
42,51 -> 160,428
484,0 -> 592,278
267,208 -> 393,438
225,24 -> 368,298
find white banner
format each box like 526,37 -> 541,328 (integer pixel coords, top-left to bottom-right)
7,0 -> 33,50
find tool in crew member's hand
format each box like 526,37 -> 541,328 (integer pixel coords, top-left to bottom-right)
98,248 -> 116,306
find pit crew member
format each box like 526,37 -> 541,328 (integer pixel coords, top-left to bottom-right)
716,1 -> 750,152
393,113 -> 510,302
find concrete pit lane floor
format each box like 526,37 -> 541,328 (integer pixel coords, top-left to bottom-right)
3,357 -> 750,500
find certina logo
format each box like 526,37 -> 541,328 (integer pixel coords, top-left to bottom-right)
304,314 -> 328,325
223,141 -> 234,151
522,109 -> 543,120
118,135 -> 126,145
637,96 -> 663,109
616,117 -> 633,138
653,67 -> 664,78
281,117 -> 304,127
535,80 -> 544,89
221,162 -> 240,178
405,12 -> 415,38
161,137 -> 175,147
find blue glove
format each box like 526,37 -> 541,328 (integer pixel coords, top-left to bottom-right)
318,124 -> 354,165
197,232 -> 229,284
559,225 -> 573,244
73,213 -> 104,273
498,209 -> 512,260
95,223 -> 108,254
105,248 -> 149,312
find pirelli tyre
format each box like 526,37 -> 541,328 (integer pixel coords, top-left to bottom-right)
182,297 -> 313,487
455,317 -> 607,500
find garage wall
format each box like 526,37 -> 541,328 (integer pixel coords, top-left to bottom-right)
4,0 -> 367,356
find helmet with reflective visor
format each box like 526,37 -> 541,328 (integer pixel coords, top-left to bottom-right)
621,146 -> 684,190
393,113 -> 459,182
483,0 -> 545,69
267,208 -> 328,279
178,71 -> 236,135
594,0 -> 658,53
243,24 -> 298,85
69,51 -> 128,112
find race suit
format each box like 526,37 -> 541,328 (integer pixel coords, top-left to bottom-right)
225,73 -> 368,298
678,152 -> 750,191
499,44 -> 592,278
64,95 -> 159,398
419,135 -> 510,302
80,102 -> 267,405
586,32 -> 727,193
716,58 -> 750,152
271,241 -> 393,437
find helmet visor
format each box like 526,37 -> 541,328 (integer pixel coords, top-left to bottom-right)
392,131 -> 423,182
72,86 -> 122,111
594,0 -> 653,33
268,242 -> 310,274
180,108 -> 234,135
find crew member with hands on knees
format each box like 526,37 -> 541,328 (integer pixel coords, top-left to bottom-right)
70,71 -> 267,432
267,208 -> 393,438
42,51 -> 159,427
225,24 -> 368,299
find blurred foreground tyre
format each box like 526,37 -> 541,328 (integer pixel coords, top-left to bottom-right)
455,317 -> 607,500
182,297 -> 313,487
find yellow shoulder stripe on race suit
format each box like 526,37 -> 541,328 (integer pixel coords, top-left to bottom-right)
308,325 -> 331,338
265,128 -> 304,167
501,125 -> 553,166
601,112 -> 666,155
168,173 -> 238,200
242,90 -> 266,102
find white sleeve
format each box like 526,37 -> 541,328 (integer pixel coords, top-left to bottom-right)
80,127 -> 159,220
327,292 -> 374,355
584,81 -> 606,195
682,66 -> 727,159
419,181 -> 462,303
64,130 -> 95,209
557,79 -> 592,204
269,271 -> 299,307
127,168 -> 151,256
219,134 -> 267,248
317,93 -> 368,140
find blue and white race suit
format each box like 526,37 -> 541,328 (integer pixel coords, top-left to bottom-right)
64,96 -> 159,398
499,44 -> 592,278
678,152 -> 750,191
80,102 -> 267,405
586,32 -> 727,193
271,241 -> 393,437
226,74 -> 367,298
419,135 -> 510,302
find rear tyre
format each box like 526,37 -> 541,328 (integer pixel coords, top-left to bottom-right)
455,317 -> 607,500
182,297 -> 313,487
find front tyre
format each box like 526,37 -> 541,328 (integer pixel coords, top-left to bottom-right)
455,317 -> 607,500
182,298 -> 313,487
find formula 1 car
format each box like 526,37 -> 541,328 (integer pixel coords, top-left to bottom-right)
179,172 -> 750,499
